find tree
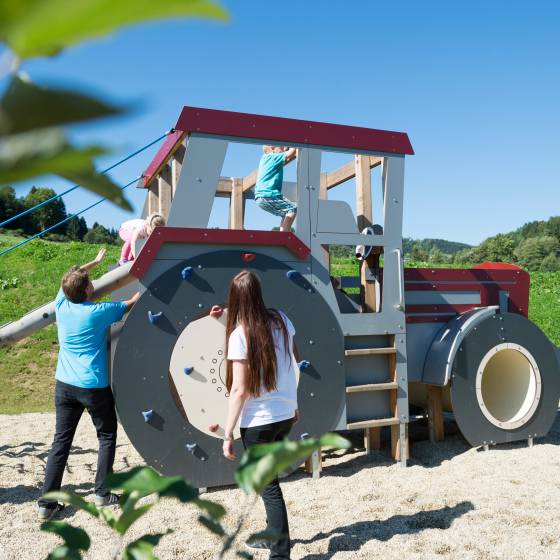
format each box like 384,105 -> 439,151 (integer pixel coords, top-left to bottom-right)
84,222 -> 117,245
514,236 -> 560,271
546,216 -> 560,242
0,186 -> 24,230
479,234 -> 516,262
410,242 -> 429,262
24,186 -> 68,234
540,253 -> 560,272
429,247 -> 445,263
67,216 -> 88,241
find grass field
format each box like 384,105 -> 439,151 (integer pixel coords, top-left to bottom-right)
1,236 -> 558,414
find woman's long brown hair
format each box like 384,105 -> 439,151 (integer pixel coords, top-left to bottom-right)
225,270 -> 290,398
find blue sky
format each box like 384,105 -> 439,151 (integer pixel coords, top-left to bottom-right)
11,0 -> 560,245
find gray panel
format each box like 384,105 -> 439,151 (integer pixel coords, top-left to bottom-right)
345,354 -> 394,386
405,322 -> 445,383
282,181 -> 297,202
112,249 -> 346,488
405,291 -> 481,305
346,391 -> 391,423
316,200 -> 359,234
450,312 -> 560,446
167,137 -> 228,228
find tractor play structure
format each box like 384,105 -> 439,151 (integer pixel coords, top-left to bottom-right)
1,107 -> 559,489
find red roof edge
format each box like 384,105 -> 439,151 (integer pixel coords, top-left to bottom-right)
131,227 -> 311,278
142,130 -> 185,187
175,106 -> 414,156
471,262 -> 524,270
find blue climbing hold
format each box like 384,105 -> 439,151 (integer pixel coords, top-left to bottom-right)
185,443 -> 197,453
181,266 -> 194,280
298,360 -> 311,371
184,367 -> 194,375
142,409 -> 154,422
148,310 -> 163,324
287,269 -> 300,280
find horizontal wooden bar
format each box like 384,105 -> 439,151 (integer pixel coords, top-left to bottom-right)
347,417 -> 400,430
326,156 -> 382,190
345,347 -> 396,357
346,382 -> 398,393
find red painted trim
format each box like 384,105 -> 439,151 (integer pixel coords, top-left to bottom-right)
142,130 -> 184,187
175,106 -> 414,155
402,266 -> 530,323
472,261 -> 524,270
131,227 -> 311,278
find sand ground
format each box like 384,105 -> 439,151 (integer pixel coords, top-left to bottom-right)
1,412 -> 559,560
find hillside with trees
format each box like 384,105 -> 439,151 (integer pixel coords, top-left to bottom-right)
0,185 -> 119,244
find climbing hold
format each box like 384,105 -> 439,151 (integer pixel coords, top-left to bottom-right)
184,367 -> 194,375
181,266 -> 194,280
242,253 -> 256,263
185,443 -> 197,453
142,409 -> 154,423
286,270 -> 300,280
298,360 -> 311,371
300,432 -> 310,440
208,423 -> 219,433
148,311 -> 163,324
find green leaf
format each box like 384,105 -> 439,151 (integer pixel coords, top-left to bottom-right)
197,514 -> 225,537
122,531 -> 172,560
194,498 -> 226,520
114,503 -> 153,535
0,0 -> 228,59
43,491 -> 99,518
41,520 -> 91,551
0,129 -> 132,210
0,74 -> 123,136
235,433 -> 350,494
47,545 -> 83,560
98,506 -> 119,528
108,467 -> 198,502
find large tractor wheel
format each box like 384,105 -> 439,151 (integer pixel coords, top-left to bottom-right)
112,249 -> 346,488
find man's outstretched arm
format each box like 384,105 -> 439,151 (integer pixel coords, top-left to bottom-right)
81,248 -> 107,272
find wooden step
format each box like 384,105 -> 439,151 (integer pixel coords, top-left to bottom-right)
347,417 -> 400,430
344,347 -> 396,357
346,382 -> 398,393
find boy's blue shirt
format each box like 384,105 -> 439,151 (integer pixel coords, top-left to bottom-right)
255,152 -> 286,198
54,288 -> 127,389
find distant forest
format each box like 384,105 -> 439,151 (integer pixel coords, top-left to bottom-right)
0,186 -> 119,244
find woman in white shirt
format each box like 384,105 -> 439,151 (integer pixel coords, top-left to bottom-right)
222,270 -> 298,559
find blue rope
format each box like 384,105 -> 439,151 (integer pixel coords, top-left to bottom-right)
0,175 -> 142,258
0,129 -> 173,229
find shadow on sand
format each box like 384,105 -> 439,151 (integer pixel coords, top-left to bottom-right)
292,501 -> 475,559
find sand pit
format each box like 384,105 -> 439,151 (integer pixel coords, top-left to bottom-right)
1,412 -> 560,559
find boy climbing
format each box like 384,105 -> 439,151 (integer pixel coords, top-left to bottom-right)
38,248 -> 140,520
255,146 -> 297,232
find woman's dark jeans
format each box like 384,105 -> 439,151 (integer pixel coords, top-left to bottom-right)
241,417 -> 294,560
38,381 -> 117,508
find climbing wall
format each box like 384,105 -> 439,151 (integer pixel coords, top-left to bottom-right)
112,246 -> 346,488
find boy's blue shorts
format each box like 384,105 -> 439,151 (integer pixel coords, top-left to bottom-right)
255,195 -> 297,217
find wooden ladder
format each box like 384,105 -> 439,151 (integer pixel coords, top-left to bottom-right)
344,338 -> 408,463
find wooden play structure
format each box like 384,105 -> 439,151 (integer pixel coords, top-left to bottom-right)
2,107 -> 559,489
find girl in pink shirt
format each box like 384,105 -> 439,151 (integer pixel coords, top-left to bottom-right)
118,213 -> 165,264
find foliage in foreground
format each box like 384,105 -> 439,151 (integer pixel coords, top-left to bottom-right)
41,433 -> 350,559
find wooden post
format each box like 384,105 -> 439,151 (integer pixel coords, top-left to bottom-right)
364,427 -> 381,454
427,385 -> 445,442
148,181 -> 159,216
304,448 -> 322,478
229,178 -> 244,230
355,155 -> 372,232
158,165 -> 173,221
171,141 -> 186,198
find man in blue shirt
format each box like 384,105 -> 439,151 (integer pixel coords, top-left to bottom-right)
254,146 -> 298,232
38,248 -> 139,519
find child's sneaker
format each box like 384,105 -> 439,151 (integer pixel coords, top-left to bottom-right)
38,503 -> 64,521
244,539 -> 272,553
94,493 -> 120,507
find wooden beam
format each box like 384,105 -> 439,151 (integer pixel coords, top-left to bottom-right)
148,183 -> 159,216
142,132 -> 188,188
171,142 -> 186,198
229,178 -> 243,230
158,165 -> 172,220
364,427 -> 381,454
427,385 -> 445,442
326,156 -> 382,191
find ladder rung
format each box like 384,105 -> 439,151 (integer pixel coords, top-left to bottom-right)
344,347 -> 396,357
347,417 -> 400,429
346,382 -> 398,393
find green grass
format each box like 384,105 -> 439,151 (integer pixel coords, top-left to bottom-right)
0,237 -> 558,414
0,234 -> 120,413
